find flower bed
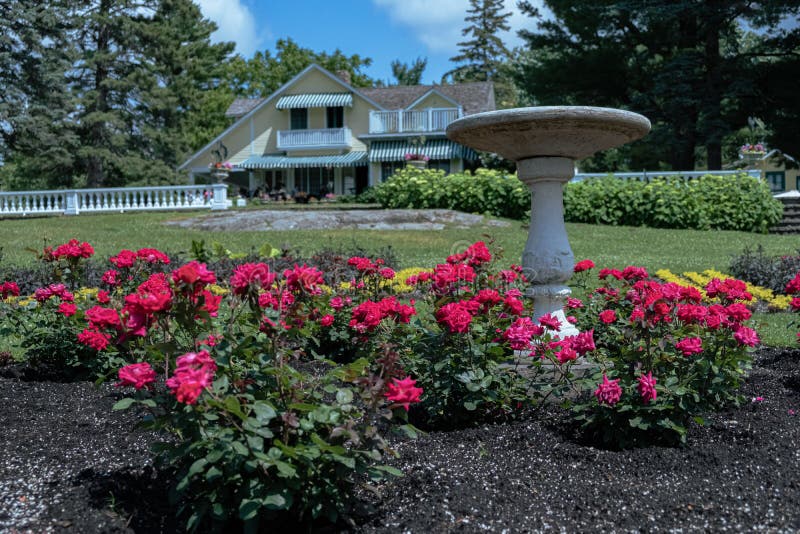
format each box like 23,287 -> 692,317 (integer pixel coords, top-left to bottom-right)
1,239 -> 797,530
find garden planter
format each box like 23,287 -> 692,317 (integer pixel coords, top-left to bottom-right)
406,159 -> 428,170
447,107 -> 650,337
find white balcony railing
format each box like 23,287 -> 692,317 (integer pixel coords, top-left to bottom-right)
277,127 -> 352,150
369,108 -> 462,134
0,183 -> 229,216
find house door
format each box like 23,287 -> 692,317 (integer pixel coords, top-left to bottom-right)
765,171 -> 785,193
355,166 -> 369,194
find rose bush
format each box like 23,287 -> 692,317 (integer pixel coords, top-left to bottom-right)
570,263 -> 758,447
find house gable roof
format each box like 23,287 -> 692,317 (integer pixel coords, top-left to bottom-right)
359,81 -> 495,115
406,88 -> 460,109
181,64 -> 386,170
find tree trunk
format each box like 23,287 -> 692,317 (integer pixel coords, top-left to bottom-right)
703,1 -> 723,170
86,0 -> 111,188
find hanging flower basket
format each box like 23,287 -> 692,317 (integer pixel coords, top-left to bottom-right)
405,153 -> 429,169
739,143 -> 766,164
209,161 -> 232,183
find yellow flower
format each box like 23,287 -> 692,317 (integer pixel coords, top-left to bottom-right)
208,284 -> 229,296
75,287 -> 99,302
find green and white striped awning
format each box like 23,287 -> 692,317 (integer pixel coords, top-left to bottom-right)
368,139 -> 477,162
275,93 -> 353,109
238,152 -> 368,169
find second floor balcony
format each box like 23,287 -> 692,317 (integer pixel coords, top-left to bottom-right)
369,108 -> 462,135
277,127 -> 353,151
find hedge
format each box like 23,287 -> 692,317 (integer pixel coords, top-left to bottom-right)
368,168 -> 783,233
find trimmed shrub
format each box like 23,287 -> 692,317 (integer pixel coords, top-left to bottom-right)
564,174 -> 783,232
370,167 -> 530,220
372,169 -> 782,232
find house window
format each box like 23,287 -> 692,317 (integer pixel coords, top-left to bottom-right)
290,108 -> 307,130
428,159 -> 451,174
326,106 -> 344,128
264,170 -> 284,191
765,171 -> 785,193
381,161 -> 406,182
296,167 -> 334,197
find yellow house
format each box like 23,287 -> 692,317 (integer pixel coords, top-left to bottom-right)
179,64 -> 495,197
728,149 -> 800,194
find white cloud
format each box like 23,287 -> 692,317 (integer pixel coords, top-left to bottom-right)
195,0 -> 265,56
372,0 -> 548,53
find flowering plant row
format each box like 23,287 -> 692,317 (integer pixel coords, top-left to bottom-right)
0,239 -> 584,528
656,268 -> 794,311
0,239 -> 773,526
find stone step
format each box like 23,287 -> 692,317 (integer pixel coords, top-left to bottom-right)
770,226 -> 800,234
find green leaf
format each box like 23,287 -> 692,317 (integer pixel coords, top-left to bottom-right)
231,441 -> 249,456
205,466 -> 223,482
252,401 -> 277,423
224,396 -> 247,421
372,465 -> 403,477
246,435 -> 264,451
112,398 -> 135,411
335,389 -> 353,404
188,458 -> 207,477
463,401 -> 477,411
263,493 -> 288,510
239,499 -> 261,521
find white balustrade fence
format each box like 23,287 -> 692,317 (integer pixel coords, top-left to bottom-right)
276,128 -> 352,150
571,169 -> 762,182
0,184 -> 228,217
369,108 -> 462,134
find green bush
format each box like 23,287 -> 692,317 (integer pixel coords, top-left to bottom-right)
564,174 -> 783,232
371,167 -> 530,220
371,169 -> 782,232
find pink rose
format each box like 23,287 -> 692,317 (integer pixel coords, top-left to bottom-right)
599,309 -> 617,324
116,362 -> 157,389
594,374 -> 622,406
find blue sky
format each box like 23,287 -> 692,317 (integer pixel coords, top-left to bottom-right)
195,0 -> 546,85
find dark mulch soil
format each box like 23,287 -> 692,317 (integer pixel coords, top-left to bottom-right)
2,347 -> 799,533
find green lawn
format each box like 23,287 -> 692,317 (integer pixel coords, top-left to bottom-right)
1,209 -> 797,272
1,208 -> 797,345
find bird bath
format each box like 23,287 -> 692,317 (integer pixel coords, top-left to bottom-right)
447,106 -> 651,337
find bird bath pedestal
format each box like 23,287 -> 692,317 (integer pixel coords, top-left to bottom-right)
447,107 -> 650,337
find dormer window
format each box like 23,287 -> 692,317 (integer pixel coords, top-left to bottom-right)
290,108 -> 307,130
326,106 -> 344,128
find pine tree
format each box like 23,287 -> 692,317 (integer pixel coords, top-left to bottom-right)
1,0 -> 238,189
391,57 -> 427,85
0,1 -> 79,188
446,0 -> 511,83
135,0 -> 234,182
516,0 -> 800,170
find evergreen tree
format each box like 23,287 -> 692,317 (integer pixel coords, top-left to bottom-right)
135,0 -> 234,182
0,1 -> 79,188
516,0 -> 800,171
391,57 -> 427,85
1,0 -> 236,188
446,0 -> 511,83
